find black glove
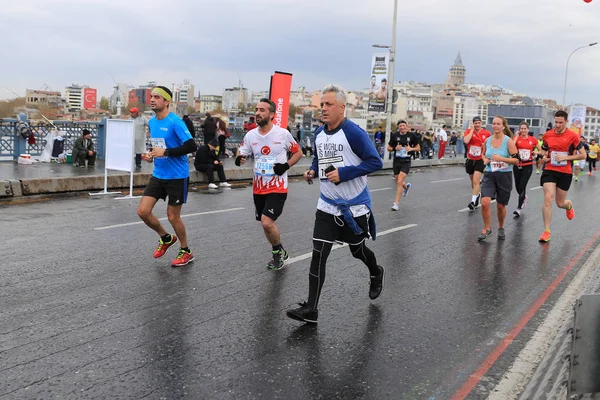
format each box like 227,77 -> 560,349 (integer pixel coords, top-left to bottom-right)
273,162 -> 290,176
235,155 -> 245,166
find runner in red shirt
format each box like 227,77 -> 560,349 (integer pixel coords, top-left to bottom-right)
463,116 -> 492,210
538,110 -> 586,242
512,121 -> 541,218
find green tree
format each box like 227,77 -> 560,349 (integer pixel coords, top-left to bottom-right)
288,103 -> 298,120
99,97 -> 109,111
187,106 -> 196,115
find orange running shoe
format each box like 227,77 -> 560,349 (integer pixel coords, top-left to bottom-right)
539,230 -> 551,243
172,249 -> 194,267
153,235 -> 178,258
566,200 -> 575,220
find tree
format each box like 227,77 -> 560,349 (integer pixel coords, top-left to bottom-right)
211,107 -> 225,115
0,97 -> 26,118
187,106 -> 195,115
237,102 -> 247,113
288,103 -> 298,120
99,97 -> 109,111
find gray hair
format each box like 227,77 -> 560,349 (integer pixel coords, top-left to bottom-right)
321,84 -> 347,104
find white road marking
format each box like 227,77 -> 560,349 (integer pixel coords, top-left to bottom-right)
458,200 -> 496,212
370,187 -> 392,192
430,178 -> 464,184
286,224 -> 417,266
530,186 -> 543,191
94,207 -> 245,230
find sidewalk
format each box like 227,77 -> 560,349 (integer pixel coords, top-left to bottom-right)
0,156 -> 466,198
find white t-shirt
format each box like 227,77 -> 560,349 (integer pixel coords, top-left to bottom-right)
437,129 -> 448,142
238,125 -> 300,195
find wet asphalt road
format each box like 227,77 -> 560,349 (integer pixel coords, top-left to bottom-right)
2,165 -> 600,399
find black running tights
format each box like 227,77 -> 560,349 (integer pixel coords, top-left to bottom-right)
513,165 -> 533,209
307,240 -> 380,310
589,158 -> 597,172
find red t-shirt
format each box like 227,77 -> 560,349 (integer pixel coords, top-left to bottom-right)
514,136 -> 538,166
465,129 -> 492,160
542,128 -> 581,175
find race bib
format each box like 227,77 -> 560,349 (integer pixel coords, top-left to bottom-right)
469,146 -> 482,157
396,147 -> 408,158
518,149 -> 531,160
150,138 -> 167,159
318,156 -> 345,180
550,151 -> 568,166
590,151 -> 596,157
491,161 -> 509,172
254,155 -> 276,176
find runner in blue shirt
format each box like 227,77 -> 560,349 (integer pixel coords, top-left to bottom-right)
137,86 -> 198,267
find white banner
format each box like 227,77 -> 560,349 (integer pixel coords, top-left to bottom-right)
368,53 -> 389,112
569,105 -> 586,137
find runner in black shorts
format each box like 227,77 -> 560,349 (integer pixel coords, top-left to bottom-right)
137,86 -> 198,267
253,193 -> 287,221
388,120 -> 420,211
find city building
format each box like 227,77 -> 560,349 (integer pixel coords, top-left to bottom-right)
128,88 -> 152,108
109,83 -> 132,111
453,97 -> 489,130
172,81 -> 195,110
251,91 -> 269,104
25,89 -> 63,109
444,52 -> 466,93
198,95 -> 223,114
222,87 -> 248,112
584,107 -> 600,139
65,84 -> 97,111
487,104 -> 554,135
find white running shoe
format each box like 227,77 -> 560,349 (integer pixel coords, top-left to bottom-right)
208,183 -> 218,189
219,182 -> 232,187
391,203 -> 400,211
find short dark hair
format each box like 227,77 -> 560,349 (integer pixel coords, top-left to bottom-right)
397,120 -> 407,125
258,98 -> 276,113
381,78 -> 387,83
555,110 -> 568,120
82,129 -> 91,136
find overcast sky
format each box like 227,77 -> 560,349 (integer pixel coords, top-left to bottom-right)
1,0 -> 599,107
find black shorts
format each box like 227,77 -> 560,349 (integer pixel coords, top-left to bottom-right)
393,161 -> 411,176
254,193 -> 287,221
536,154 -> 544,160
313,209 -> 371,245
465,159 -> 485,175
143,176 -> 189,206
541,169 -> 572,192
481,171 -> 513,205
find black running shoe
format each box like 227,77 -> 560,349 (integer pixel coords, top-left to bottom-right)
468,201 -> 476,211
369,266 -> 385,300
267,249 -> 289,271
286,302 -> 318,324
477,229 -> 492,242
474,193 -> 481,207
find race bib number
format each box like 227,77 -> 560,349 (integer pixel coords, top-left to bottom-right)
254,156 -> 276,176
396,147 -> 408,158
318,156 -> 345,180
518,149 -> 531,160
150,138 -> 167,159
550,151 -> 568,166
469,146 -> 482,157
491,161 -> 509,172
590,151 -> 596,157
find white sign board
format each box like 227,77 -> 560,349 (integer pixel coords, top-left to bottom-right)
105,119 -> 134,172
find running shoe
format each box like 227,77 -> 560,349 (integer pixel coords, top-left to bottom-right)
575,177 -> 579,182
589,172 -> 593,176
595,167 -> 597,171
369,265 -> 385,300
403,183 -> 412,197
219,182 -> 232,187
468,201 -> 476,211
286,302 -> 318,324
172,249 -> 194,267
539,230 -> 551,243
477,229 -> 492,242
391,203 -> 400,211
536,169 -> 540,174
153,235 -> 178,258
498,228 -> 506,240
566,200 -> 575,220
267,249 -> 289,270
208,183 -> 218,189
513,209 -> 521,218
474,193 -> 481,208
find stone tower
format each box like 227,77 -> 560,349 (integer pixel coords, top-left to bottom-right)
444,51 -> 466,92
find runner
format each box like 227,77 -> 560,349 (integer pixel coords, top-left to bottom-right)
478,116 -> 519,242
387,120 -> 420,210
137,86 -> 198,267
573,136 -> 589,182
464,116 -> 492,210
512,121 -> 541,218
538,110 -> 586,243
235,98 -> 303,270
535,133 -> 545,174
587,139 -> 599,176
286,84 -> 383,324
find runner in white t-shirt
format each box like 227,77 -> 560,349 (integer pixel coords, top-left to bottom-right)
235,98 -> 303,270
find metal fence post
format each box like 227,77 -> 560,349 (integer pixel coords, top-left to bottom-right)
96,117 -> 108,159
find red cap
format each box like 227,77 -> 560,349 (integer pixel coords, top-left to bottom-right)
129,107 -> 139,113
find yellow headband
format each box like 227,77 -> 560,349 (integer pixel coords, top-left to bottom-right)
152,87 -> 172,102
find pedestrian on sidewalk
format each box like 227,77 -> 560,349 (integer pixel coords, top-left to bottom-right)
449,132 -> 458,158
130,107 -> 148,168
194,139 -> 231,189
215,117 -> 229,157
72,129 -> 96,167
286,84 -> 384,324
137,86 -> 198,267
436,125 -> 448,159
201,113 -> 217,145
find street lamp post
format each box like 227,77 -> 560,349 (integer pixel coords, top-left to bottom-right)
562,42 -> 597,108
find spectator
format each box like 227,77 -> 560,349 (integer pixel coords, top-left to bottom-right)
130,107 -> 148,168
246,116 -> 257,131
215,117 -> 229,157
421,131 -> 433,159
73,129 -> 96,167
194,139 -> 231,189
436,125 -> 449,159
305,134 -> 313,157
374,128 -> 385,159
449,132 -> 458,158
201,113 -> 217,145
182,115 -> 196,138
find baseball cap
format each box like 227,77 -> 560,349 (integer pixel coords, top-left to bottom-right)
208,139 -> 219,147
129,107 -> 139,113
472,116 -> 482,122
